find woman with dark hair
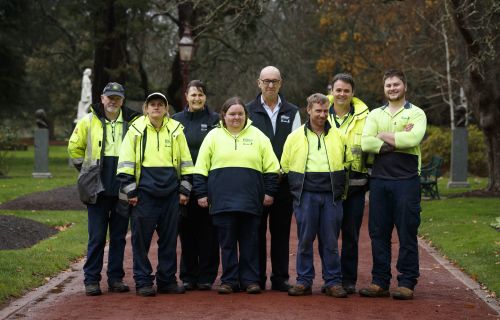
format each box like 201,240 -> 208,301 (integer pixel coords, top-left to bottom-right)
172,80 -> 220,291
193,96 -> 280,294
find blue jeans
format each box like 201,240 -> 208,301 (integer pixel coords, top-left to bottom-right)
369,176 -> 421,290
131,191 -> 180,289
294,191 -> 343,288
212,213 -> 260,290
340,190 -> 366,286
84,195 -> 129,286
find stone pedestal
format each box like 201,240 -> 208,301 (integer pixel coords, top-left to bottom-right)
448,127 -> 469,188
32,128 -> 52,178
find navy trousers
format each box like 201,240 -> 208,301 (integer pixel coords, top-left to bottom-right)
340,190 -> 366,286
258,181 -> 293,288
212,213 -> 260,290
294,191 -> 343,288
368,176 -> 421,290
179,198 -> 219,285
84,194 -> 129,286
131,191 -> 180,289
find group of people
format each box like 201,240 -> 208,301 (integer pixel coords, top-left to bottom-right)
68,66 -> 426,301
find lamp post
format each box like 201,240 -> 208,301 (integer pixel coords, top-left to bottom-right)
178,25 -> 194,107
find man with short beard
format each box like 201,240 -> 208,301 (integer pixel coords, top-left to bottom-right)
360,69 -> 427,300
69,82 -> 140,296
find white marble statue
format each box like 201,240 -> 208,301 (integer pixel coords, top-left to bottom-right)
75,68 -> 92,123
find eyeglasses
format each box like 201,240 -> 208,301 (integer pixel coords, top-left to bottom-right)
259,79 -> 281,86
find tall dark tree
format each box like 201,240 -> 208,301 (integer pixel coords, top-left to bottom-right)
91,0 -> 129,101
450,0 -> 500,193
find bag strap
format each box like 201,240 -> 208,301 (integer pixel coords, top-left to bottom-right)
84,113 -> 94,166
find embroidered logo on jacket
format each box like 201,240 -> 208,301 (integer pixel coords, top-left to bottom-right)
280,115 -> 290,123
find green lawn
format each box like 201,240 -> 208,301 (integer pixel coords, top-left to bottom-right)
436,175 -> 488,197
0,145 -> 85,305
420,197 -> 500,296
0,146 -> 77,203
0,210 -> 87,304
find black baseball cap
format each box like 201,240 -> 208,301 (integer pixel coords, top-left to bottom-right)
102,82 -> 125,98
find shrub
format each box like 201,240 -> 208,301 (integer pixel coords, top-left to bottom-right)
421,125 -> 487,177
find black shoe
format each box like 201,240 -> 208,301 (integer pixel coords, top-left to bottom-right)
183,282 -> 197,291
246,283 -> 262,294
343,283 -> 356,294
158,283 -> 186,294
288,284 -> 312,296
85,283 -> 102,296
197,283 -> 212,291
108,281 -> 130,293
136,286 -> 156,297
271,281 -> 291,292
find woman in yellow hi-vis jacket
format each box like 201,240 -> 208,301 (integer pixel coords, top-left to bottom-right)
117,92 -> 194,297
193,97 -> 280,295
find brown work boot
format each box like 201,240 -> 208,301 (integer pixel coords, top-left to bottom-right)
392,287 -> 414,300
324,284 -> 348,298
246,283 -> 262,294
217,283 -> 234,294
288,284 -> 312,296
359,283 -> 390,297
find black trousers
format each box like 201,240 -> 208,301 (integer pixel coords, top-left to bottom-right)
179,198 -> 220,285
258,181 -> 293,288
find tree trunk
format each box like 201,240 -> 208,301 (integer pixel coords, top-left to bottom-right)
450,0 -> 500,193
91,0 -> 128,103
166,2 -> 196,112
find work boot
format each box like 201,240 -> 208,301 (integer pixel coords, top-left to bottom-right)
85,283 -> 102,296
183,282 -> 197,291
196,283 -> 212,291
271,281 -> 291,292
325,284 -> 348,298
246,283 -> 262,294
108,281 -> 130,293
218,283 -> 234,294
343,283 -> 356,294
158,283 -> 186,294
136,286 -> 156,297
288,284 -> 312,296
392,287 -> 414,300
359,283 -> 390,297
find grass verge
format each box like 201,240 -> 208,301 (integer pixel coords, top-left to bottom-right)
0,210 -> 87,305
420,197 -> 500,297
0,146 -> 77,204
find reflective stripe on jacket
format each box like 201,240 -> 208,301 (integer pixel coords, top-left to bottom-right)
193,120 -> 280,215
116,115 -> 194,197
281,122 -> 349,207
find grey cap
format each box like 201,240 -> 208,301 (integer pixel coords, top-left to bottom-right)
102,82 -> 125,98
146,92 -> 168,105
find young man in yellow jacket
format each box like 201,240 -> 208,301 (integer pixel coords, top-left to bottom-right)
360,69 -> 426,300
327,73 -> 370,294
281,93 -> 349,298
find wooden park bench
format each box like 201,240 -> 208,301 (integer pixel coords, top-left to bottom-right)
420,155 -> 443,200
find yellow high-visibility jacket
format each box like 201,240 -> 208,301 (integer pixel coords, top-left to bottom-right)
193,120 -> 280,216
281,121 -> 349,207
117,115 -> 194,198
361,102 -> 426,179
